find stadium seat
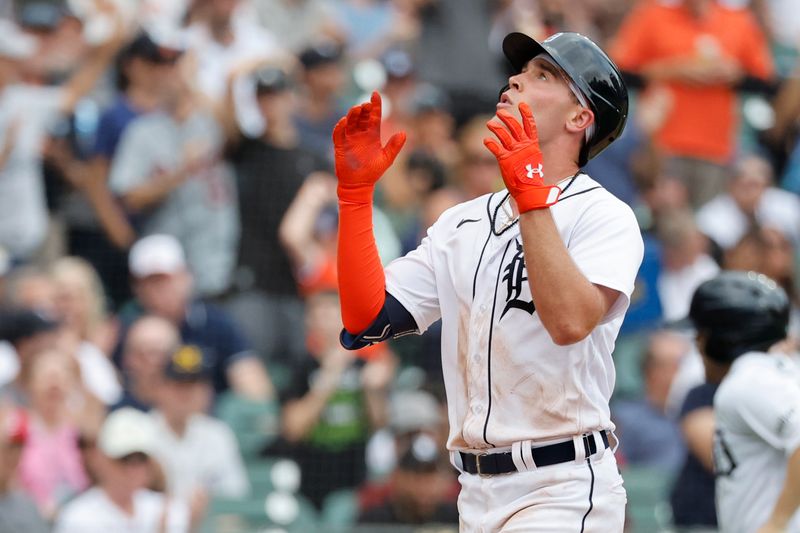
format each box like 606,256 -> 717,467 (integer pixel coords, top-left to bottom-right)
203,491 -> 320,533
216,392 -> 281,460
320,488 -> 359,529
246,459 -> 276,497
611,333 -> 649,400
622,466 -> 675,533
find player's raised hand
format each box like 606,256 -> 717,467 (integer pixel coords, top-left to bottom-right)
484,102 -> 560,213
332,91 -> 406,203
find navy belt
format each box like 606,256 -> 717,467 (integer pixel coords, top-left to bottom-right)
459,431 -> 610,476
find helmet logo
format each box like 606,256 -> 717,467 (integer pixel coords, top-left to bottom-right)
525,163 -> 543,179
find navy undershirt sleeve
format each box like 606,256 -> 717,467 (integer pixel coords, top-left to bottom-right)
340,292 -> 418,350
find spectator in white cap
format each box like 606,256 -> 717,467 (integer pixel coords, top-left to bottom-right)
53,407 -> 191,533
121,234 -> 273,403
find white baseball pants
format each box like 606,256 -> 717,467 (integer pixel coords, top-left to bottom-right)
455,446 -> 626,532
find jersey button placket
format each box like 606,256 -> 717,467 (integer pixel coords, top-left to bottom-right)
464,263 -> 494,447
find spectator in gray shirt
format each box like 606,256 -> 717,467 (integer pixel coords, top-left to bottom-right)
109,54 -> 239,297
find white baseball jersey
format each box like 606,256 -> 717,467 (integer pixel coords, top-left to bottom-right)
385,174 -> 643,451
714,352 -> 800,533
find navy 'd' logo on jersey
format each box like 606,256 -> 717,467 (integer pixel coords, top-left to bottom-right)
713,429 -> 737,477
501,239 -> 536,319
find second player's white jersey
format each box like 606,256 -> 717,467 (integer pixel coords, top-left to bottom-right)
385,174 -> 643,451
714,352 -> 800,533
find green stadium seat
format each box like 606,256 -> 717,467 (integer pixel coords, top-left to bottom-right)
216,392 -> 281,460
203,491 -> 320,533
320,488 -> 359,529
245,459 -> 277,497
612,333 -> 649,401
623,466 -> 676,533
202,496 -> 268,533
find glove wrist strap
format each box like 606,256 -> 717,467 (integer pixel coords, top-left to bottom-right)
337,184 -> 374,204
514,185 -> 561,213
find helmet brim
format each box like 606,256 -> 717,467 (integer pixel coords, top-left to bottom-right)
503,32 -> 550,74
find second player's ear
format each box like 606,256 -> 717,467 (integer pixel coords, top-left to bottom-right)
566,107 -> 594,136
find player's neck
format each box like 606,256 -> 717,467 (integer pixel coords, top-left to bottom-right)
542,154 -> 581,186
539,135 -> 582,186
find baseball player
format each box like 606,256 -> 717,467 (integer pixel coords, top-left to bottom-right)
687,271 -> 800,533
333,32 -> 642,531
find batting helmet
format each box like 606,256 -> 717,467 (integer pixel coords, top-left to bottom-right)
502,32 -> 628,166
688,271 -> 790,363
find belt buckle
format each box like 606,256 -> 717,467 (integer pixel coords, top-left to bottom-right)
475,452 -> 489,477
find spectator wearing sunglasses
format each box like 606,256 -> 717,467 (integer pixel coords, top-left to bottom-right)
53,407 -> 191,533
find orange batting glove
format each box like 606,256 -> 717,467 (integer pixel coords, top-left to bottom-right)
484,102 -> 561,213
332,91 -> 407,204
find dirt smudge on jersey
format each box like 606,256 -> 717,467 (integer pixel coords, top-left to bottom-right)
490,334 -> 581,436
452,306 -> 471,449
457,307 -> 470,396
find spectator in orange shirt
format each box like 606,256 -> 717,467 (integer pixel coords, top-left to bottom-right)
610,0 -> 774,207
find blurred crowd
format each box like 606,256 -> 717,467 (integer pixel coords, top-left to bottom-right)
0,0 -> 798,531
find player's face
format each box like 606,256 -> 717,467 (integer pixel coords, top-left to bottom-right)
497,57 -> 592,146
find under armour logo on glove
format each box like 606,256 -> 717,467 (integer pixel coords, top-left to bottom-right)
525,163 -> 543,180
484,103 -> 561,213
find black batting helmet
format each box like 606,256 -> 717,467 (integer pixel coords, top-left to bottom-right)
502,32 -> 628,166
688,271 -> 790,363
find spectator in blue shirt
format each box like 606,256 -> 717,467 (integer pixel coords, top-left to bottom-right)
670,382 -> 718,530
612,330 -> 688,470
46,31 -> 184,308
117,234 -> 273,403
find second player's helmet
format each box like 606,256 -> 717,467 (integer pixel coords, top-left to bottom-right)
688,271 -> 790,363
502,32 -> 628,166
